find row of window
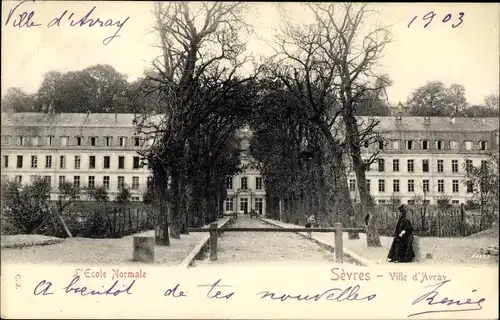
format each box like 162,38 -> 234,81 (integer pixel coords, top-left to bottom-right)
224,197 -> 264,212
5,175 -> 146,190
226,176 -> 263,190
370,139 -> 489,151
3,155 -> 146,170
350,178 -> 478,194
2,135 -> 147,148
366,158 -> 485,173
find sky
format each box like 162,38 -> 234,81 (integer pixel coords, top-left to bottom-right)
1,1 -> 499,106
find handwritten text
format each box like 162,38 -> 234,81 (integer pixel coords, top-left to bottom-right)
4,0 -> 129,45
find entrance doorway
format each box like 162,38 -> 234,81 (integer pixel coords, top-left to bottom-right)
255,198 -> 263,215
240,198 -> 248,214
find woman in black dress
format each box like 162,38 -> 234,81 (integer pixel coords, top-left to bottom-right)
387,205 -> 415,263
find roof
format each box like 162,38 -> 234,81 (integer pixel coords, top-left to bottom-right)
358,116 -> 499,132
1,113 -> 498,133
0,112 -> 167,128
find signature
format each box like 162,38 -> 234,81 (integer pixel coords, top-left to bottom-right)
256,285 -> 376,302
408,279 -> 485,317
4,0 -> 129,45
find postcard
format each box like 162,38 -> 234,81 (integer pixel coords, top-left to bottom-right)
1,1 -> 499,319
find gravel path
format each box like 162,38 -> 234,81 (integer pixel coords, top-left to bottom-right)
193,216 -> 337,266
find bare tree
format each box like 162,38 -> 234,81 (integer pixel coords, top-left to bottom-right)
307,3 -> 392,246
263,11 -> 358,231
269,3 -> 391,245
134,2 -> 253,244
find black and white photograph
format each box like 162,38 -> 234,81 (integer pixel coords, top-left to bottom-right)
1,1 -> 498,319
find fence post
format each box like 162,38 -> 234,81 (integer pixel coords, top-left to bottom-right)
136,209 -> 140,231
436,210 -> 441,237
334,223 -> 343,264
128,208 -> 132,230
460,203 -> 465,236
210,222 -> 218,261
121,208 -> 126,236
113,209 -> 117,236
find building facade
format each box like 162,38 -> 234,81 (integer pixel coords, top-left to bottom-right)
2,113 -> 497,208
223,127 -> 266,215
349,116 -> 499,205
1,112 -> 151,201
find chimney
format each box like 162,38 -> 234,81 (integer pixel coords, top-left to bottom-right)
450,117 -> 456,124
86,110 -> 91,117
115,113 -> 118,123
482,118 -> 486,124
424,116 -> 431,125
395,116 -> 402,124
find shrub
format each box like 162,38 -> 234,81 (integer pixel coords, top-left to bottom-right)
1,179 -> 52,234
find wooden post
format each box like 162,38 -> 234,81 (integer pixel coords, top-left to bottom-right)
121,208 -> 125,236
113,209 -> 117,236
436,209 -> 441,237
334,223 -> 343,263
128,208 -> 132,230
460,203 -> 465,236
413,236 -> 422,262
133,236 -> 155,262
209,222 -> 218,261
136,209 -> 140,231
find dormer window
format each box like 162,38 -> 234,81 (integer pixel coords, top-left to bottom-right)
421,140 -> 429,150
406,140 -> 413,150
436,140 -> 443,150
119,137 -> 127,147
480,141 -> 488,150
378,140 -> 384,150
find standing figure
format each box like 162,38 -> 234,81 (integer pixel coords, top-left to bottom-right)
387,205 -> 415,263
305,214 -> 316,238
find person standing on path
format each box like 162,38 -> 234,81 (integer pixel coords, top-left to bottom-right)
387,205 -> 415,263
305,214 -> 316,239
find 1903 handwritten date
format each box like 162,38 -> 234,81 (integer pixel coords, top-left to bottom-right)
408,12 -> 465,29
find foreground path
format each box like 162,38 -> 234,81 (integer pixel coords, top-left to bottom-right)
262,218 -> 499,266
1,218 -> 230,266
193,216 -> 339,266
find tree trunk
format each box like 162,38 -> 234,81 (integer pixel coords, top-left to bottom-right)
343,114 -> 381,246
316,121 -> 356,226
180,172 -> 189,235
170,166 -> 182,239
153,174 -> 170,246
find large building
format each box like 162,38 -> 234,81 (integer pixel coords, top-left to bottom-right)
350,116 -> 499,205
1,112 -> 151,201
2,113 -> 498,210
223,127 -> 266,215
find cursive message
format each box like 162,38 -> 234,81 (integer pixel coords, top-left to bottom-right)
29,275 -> 488,317
32,277 -> 377,304
4,0 -> 129,45
409,279 -> 486,317
33,276 -> 135,296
